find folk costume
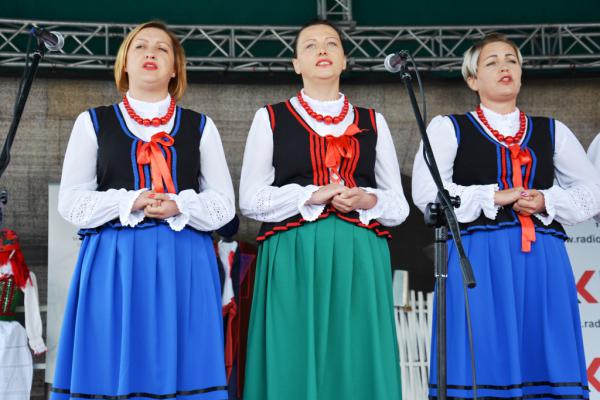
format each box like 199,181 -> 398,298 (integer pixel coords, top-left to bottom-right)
240,90 -> 409,400
51,93 -> 235,400
0,229 -> 46,400
412,105 -> 600,399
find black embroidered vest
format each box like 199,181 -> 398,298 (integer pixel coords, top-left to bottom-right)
450,113 -> 566,239
257,101 -> 391,242
89,104 -> 205,193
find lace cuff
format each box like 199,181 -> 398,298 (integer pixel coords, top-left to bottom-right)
480,184 -> 500,220
198,190 -> 233,231
67,192 -> 100,227
357,187 -> 385,225
535,190 -> 554,226
166,191 -> 191,232
565,184 -> 600,223
297,185 -> 325,222
446,182 -> 500,222
119,188 -> 148,227
244,184 -> 321,223
252,187 -> 275,221
542,184 -> 600,225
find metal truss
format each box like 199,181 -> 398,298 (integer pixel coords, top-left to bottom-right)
1,19 -> 600,73
317,0 -> 354,25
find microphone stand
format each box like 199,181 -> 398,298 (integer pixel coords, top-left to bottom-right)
0,34 -> 47,226
394,61 -> 477,400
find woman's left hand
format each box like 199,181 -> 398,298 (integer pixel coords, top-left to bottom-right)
513,189 -> 546,216
143,193 -> 181,219
331,187 -> 377,213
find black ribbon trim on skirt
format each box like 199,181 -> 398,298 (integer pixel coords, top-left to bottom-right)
50,386 -> 228,399
429,381 -> 590,391
429,395 -> 588,400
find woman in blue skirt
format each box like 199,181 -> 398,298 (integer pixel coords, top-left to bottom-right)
51,21 -> 234,400
412,33 -> 600,399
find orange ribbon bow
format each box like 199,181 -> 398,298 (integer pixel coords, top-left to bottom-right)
508,144 -> 535,252
136,132 -> 176,194
324,123 -> 364,170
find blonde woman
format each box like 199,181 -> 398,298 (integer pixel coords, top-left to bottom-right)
412,33 -> 600,399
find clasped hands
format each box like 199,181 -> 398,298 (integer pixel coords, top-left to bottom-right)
306,184 -> 377,213
494,187 -> 546,216
131,191 -> 180,219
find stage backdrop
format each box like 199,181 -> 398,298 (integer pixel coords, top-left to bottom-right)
45,183 -> 80,383
565,219 -> 600,400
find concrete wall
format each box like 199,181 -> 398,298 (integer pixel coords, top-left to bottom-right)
1,75 -> 599,398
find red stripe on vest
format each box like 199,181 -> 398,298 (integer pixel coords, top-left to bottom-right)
266,104 -> 276,132
500,146 -> 510,189
523,151 -> 532,189
165,145 -> 172,176
347,109 -> 361,187
136,141 -> 146,189
319,136 -> 328,185
369,108 -> 377,134
349,138 -> 360,187
309,132 -> 320,185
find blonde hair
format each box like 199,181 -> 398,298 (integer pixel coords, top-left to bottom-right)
461,33 -> 523,82
114,21 -> 187,101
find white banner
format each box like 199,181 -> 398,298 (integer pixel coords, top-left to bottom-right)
565,219 -> 600,400
45,183 -> 80,383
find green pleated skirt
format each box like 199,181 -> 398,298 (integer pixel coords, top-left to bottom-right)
243,216 -> 402,400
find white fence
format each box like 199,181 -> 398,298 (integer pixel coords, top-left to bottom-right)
394,271 -> 433,400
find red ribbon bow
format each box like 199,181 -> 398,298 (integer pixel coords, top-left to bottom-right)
324,123 -> 364,170
0,229 -> 30,289
136,132 -> 176,194
508,144 -> 536,252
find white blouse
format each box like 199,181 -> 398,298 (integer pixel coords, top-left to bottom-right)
239,90 -> 409,227
0,263 -> 46,354
412,104 -> 600,225
588,133 -> 600,222
58,93 -> 235,231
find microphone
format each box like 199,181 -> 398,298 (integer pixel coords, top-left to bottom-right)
30,26 -> 64,52
384,51 -> 409,73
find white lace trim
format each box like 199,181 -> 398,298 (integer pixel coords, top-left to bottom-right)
534,190 -> 554,226
480,184 -> 500,220
445,182 -> 500,221
119,189 -> 147,227
200,195 -> 230,229
297,185 -> 324,222
166,193 -> 190,232
566,184 -> 600,223
445,181 -> 466,199
358,187 -> 385,225
68,192 -> 100,226
254,187 -> 275,221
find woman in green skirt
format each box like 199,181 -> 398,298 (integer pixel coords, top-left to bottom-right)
239,19 -> 409,400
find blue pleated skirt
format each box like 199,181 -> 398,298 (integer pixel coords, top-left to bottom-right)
429,227 -> 589,400
51,223 -> 228,400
